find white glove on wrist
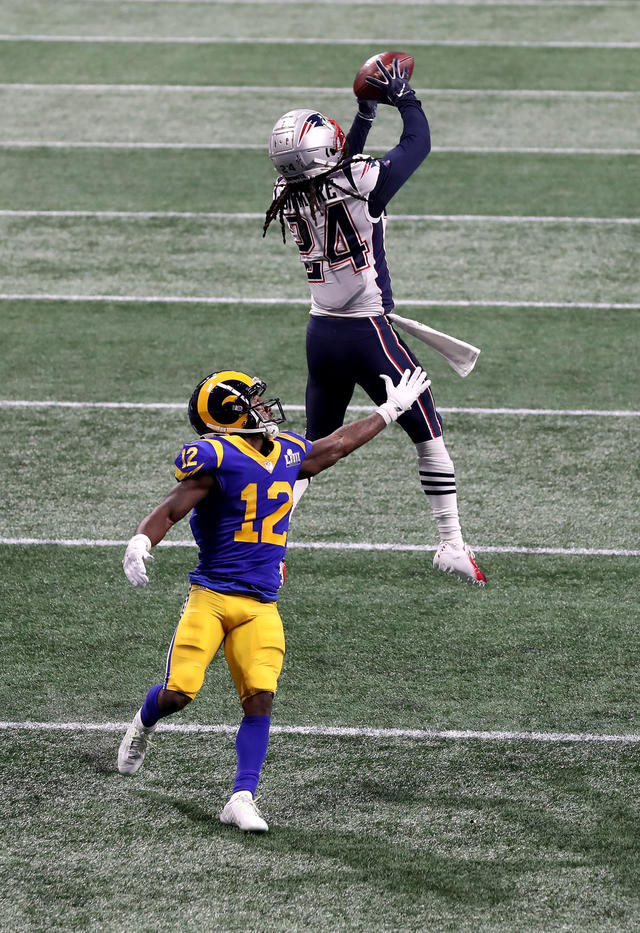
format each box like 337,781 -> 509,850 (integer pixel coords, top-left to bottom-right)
122,533 -> 153,587
376,367 -> 431,424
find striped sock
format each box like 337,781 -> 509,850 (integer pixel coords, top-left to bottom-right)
415,436 -> 464,547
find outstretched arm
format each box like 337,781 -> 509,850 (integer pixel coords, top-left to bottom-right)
345,100 -> 378,157
299,368 -> 430,478
122,474 -> 215,586
299,412 -> 386,478
365,58 -> 431,217
368,101 -> 430,216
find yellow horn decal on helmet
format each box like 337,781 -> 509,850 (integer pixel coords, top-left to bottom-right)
197,370 -> 254,431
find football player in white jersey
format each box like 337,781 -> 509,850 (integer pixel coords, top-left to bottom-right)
264,58 -> 486,585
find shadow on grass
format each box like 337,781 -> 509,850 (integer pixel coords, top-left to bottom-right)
141,789 -> 516,906
264,826 -> 519,906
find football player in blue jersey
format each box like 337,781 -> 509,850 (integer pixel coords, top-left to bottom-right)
118,365 -> 429,832
264,58 -> 486,586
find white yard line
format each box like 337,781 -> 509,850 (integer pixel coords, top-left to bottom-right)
78,0 -> 640,7
432,406 -> 640,416
0,210 -> 269,220
1,141 -> 638,155
2,34 -> 639,48
384,214 -> 640,223
1,294 -> 638,310
2,400 -> 639,417
0,538 -> 638,557
78,0 -> 640,8
2,209 -> 638,225
1,84 -> 637,99
0,719 -> 638,744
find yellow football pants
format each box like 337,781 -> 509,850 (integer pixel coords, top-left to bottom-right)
165,584 -> 285,703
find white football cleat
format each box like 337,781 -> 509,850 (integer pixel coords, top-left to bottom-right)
117,710 -> 156,775
433,542 -> 486,585
220,791 -> 269,833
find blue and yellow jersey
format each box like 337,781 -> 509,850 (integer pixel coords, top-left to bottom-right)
174,431 -> 312,602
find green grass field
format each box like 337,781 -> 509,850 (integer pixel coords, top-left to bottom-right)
1,1 -> 639,930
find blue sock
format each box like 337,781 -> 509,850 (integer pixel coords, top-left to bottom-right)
232,715 -> 271,796
139,684 -> 167,727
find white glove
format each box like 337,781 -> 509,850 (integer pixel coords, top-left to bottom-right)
122,533 -> 153,587
376,367 -> 431,424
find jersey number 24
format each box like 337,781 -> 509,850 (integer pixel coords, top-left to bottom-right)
286,201 -> 368,281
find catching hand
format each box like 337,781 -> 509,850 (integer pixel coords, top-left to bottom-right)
376,367 -> 431,424
366,57 -> 416,106
123,533 -> 153,587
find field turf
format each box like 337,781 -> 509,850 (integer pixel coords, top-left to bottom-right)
1,1 -> 639,931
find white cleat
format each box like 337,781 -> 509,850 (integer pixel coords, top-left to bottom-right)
117,710 -> 156,775
220,791 -> 269,833
433,542 -> 487,586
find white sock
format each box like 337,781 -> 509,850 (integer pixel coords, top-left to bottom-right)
415,436 -> 464,547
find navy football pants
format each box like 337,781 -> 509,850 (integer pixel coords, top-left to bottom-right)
304,314 -> 443,443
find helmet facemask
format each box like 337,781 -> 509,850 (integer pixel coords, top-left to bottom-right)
240,379 -> 286,438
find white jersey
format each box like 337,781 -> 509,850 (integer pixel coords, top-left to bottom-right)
276,158 -> 393,318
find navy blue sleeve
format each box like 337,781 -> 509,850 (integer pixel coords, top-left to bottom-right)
345,112 -> 375,158
369,99 -> 431,218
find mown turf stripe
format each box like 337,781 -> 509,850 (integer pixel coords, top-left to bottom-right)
2,209 -> 637,224
2,142 -> 638,155
79,0 -> 640,7
1,719 -> 638,744
2,400 -> 639,417
0,150 -> 633,218
1,294 -> 638,310
2,35 -> 638,48
1,538 -> 638,556
2,84 -> 638,99
78,0 -> 640,6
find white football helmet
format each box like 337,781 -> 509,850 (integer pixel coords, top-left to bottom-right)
269,109 -> 346,181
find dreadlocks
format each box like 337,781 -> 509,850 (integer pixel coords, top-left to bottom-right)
262,156 -> 369,243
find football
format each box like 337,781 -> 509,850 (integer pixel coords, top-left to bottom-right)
353,50 -> 415,101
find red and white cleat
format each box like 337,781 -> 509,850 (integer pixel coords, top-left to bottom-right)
433,542 -> 486,586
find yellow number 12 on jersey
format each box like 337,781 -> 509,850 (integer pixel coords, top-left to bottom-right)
235,482 -> 293,546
